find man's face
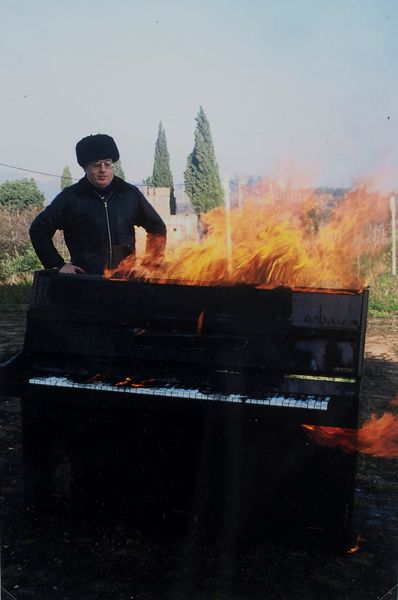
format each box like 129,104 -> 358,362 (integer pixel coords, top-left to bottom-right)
85,159 -> 114,189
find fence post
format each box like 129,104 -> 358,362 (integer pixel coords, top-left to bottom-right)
223,176 -> 232,277
391,195 -> 396,276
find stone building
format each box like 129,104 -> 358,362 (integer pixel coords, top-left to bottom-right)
135,187 -> 198,256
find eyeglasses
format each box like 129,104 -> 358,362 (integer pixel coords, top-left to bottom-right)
89,160 -> 114,170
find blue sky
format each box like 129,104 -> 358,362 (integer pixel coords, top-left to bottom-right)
0,0 -> 397,188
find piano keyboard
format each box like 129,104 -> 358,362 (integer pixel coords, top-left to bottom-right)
29,376 -> 330,411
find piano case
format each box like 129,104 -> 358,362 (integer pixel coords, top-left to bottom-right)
1,270 -> 369,545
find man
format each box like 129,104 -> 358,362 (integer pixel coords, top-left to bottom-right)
30,134 -> 167,275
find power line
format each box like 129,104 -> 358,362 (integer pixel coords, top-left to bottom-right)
0,160 -> 186,188
0,161 -> 78,180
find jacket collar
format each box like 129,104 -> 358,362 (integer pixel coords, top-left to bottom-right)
76,175 -> 130,196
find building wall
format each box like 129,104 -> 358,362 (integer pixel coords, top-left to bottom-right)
143,186 -> 172,221
136,187 -> 198,257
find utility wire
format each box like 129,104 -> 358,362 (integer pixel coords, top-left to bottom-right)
0,161 -> 78,181
0,161 -> 185,188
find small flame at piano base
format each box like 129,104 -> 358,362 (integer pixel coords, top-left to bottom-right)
347,532 -> 365,555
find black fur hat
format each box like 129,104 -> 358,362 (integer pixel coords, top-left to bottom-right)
75,134 -> 120,167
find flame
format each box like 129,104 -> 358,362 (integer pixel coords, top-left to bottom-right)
347,532 -> 365,555
197,310 -> 205,335
88,373 -> 102,382
105,180 -> 389,290
303,399 -> 398,458
115,376 -> 134,387
115,376 -> 156,388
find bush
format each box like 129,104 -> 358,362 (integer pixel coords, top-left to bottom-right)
0,205 -> 42,258
0,245 -> 41,284
0,178 -> 44,209
368,272 -> 398,316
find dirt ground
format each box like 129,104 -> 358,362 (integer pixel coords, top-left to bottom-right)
0,307 -> 398,600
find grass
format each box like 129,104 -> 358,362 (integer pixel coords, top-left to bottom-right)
0,281 -> 32,306
368,272 -> 398,317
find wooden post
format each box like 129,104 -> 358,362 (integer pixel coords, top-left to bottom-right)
224,176 -> 233,277
391,195 -> 397,276
238,178 -> 243,210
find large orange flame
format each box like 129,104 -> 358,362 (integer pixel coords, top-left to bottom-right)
106,181 -> 389,289
303,398 -> 398,458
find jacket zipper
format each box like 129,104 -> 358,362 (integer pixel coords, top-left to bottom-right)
97,192 -> 113,268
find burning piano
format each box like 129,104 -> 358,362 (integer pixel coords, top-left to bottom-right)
1,268 -> 369,545
1,185 -> 386,545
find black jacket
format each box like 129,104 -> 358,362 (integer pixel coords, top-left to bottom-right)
29,176 -> 167,274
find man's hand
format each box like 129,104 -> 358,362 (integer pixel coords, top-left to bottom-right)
59,263 -> 85,274
132,265 -> 151,279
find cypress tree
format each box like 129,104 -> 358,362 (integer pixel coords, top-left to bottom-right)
113,160 -> 126,180
60,166 -> 73,190
151,122 -> 173,187
184,106 -> 224,214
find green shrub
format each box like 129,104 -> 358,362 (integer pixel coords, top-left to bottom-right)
368,272 -> 398,316
0,245 -> 41,284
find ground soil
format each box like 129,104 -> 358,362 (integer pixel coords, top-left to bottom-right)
1,307 -> 398,600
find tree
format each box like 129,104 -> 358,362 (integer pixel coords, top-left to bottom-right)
147,122 -> 173,188
184,106 -> 224,214
0,178 -> 45,209
61,166 -> 73,190
152,122 -> 173,187
113,160 -> 126,180
143,175 -> 153,186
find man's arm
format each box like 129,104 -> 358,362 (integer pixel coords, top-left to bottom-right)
29,196 -> 67,270
143,232 -> 166,268
135,189 -> 167,269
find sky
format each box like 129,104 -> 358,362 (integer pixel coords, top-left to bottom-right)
0,0 -> 397,191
